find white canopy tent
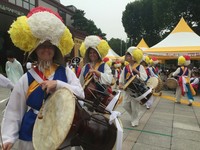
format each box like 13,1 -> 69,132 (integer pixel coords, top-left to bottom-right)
137,38 -> 149,50
104,49 -> 121,61
144,17 -> 200,60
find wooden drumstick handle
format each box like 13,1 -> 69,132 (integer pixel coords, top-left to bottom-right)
38,91 -> 47,119
38,101 -> 44,119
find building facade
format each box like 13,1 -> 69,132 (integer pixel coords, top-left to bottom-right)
0,0 -> 86,73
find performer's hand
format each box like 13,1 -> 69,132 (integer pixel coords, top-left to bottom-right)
89,69 -> 101,77
40,80 -> 57,94
132,68 -> 140,75
2,142 -> 13,150
118,83 -> 124,90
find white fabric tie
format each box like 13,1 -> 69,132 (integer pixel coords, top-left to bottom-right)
106,90 -> 121,112
109,110 -> 123,150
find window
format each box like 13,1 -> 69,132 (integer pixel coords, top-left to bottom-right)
8,0 -> 36,10
16,0 -> 22,7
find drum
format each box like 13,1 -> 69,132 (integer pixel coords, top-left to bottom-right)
166,78 -> 178,89
123,76 -> 152,105
146,77 -> 158,89
155,77 -> 163,93
83,77 -> 120,113
33,88 -> 117,150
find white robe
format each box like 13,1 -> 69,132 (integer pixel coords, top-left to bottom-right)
0,74 -> 14,89
79,63 -> 113,86
119,64 -> 147,125
5,59 -> 24,84
1,66 -> 85,148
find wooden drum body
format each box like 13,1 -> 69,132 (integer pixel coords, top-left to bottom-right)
123,76 -> 152,105
83,78 -> 121,113
147,77 -> 163,92
166,78 -> 178,89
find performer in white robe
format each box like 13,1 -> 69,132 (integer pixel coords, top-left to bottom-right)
5,56 -> 24,85
119,47 -> 151,127
1,7 -> 84,150
79,36 -> 113,87
145,57 -> 159,109
172,55 -> 195,106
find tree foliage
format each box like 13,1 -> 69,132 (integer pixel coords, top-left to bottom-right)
122,0 -> 200,47
71,9 -> 107,39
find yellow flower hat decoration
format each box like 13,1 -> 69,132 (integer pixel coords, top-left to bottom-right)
132,48 -> 143,63
178,56 -> 186,66
8,16 -> 38,52
79,35 -> 110,60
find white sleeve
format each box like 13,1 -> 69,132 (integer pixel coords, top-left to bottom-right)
191,78 -> 199,85
149,67 -> 158,77
56,66 -> 85,99
79,65 -> 86,86
139,65 -> 147,81
99,63 -> 113,85
119,67 -> 125,85
172,68 -> 181,77
1,74 -> 28,144
0,74 -> 14,89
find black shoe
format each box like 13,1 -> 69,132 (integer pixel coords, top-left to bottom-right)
188,103 -> 192,106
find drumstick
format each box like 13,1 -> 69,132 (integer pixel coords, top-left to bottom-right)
76,97 -> 110,114
0,126 -> 5,150
38,90 -> 47,119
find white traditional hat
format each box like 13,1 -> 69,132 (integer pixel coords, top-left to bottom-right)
126,46 -> 143,63
79,35 -> 110,63
8,6 -> 74,65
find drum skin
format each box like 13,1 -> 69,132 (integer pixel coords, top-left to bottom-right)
33,88 -> 76,150
166,78 -> 178,89
147,77 -> 163,93
146,77 -> 158,89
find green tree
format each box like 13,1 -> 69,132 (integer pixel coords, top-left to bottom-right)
122,0 -> 200,46
71,9 -> 87,30
108,38 -> 132,56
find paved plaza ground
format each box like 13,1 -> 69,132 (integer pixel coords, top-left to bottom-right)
0,87 -> 200,150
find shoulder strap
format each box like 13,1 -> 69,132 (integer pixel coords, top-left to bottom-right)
28,68 -> 45,83
182,67 -> 188,76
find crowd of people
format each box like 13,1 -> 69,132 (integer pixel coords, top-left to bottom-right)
0,6 -> 199,150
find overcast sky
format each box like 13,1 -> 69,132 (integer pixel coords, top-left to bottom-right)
60,0 -> 135,41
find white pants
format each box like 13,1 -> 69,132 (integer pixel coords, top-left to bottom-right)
123,99 -> 145,124
175,86 -> 182,102
145,95 -> 154,108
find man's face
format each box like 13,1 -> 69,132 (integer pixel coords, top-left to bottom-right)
7,57 -> 14,62
36,42 -> 55,61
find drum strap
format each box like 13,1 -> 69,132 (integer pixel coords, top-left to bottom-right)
125,64 -> 139,81
29,68 -> 45,83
